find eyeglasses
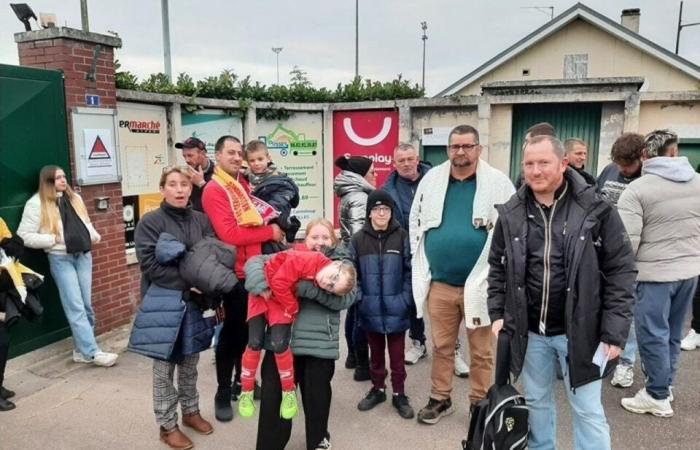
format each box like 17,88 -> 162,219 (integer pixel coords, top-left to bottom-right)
371,206 -> 391,214
326,263 -> 345,291
448,143 -> 480,153
162,165 -> 191,174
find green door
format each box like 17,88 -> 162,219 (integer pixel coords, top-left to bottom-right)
680,140 -> 700,173
421,145 -> 448,167
510,103 -> 602,180
0,64 -> 72,357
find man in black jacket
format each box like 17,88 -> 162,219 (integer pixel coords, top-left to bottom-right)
177,137 -> 215,212
487,135 -> 636,450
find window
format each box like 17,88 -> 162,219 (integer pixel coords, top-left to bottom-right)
564,54 -> 588,79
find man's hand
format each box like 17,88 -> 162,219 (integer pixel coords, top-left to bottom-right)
270,223 -> 285,242
260,289 -> 272,300
603,343 -> 622,360
491,319 -> 504,337
190,165 -> 205,187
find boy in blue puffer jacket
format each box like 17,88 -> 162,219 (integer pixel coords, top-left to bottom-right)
349,189 -> 415,419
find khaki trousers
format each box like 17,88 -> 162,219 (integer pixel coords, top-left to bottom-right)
427,281 -> 494,404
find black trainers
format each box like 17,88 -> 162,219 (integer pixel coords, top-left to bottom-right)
392,394 -> 415,419
215,387 -> 233,422
0,397 -> 16,412
357,388 -> 387,411
417,397 -> 454,424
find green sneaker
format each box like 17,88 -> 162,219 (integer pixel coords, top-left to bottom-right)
238,391 -> 255,418
280,390 -> 298,420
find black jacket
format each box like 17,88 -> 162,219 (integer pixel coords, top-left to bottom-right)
190,159 -> 215,212
252,173 -> 301,244
487,168 -> 637,389
135,202 -> 214,293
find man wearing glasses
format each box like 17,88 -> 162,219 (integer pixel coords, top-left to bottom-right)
409,125 -> 515,424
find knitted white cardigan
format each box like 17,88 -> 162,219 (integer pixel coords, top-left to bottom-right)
409,159 -> 515,329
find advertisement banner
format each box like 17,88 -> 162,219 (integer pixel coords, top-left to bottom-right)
117,102 -> 168,196
181,111 -> 243,159
257,113 -> 325,229
332,110 -> 399,226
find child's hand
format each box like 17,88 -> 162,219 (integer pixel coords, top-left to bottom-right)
260,289 -> 272,300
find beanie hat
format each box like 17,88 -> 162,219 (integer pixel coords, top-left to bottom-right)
366,189 -> 395,218
335,155 -> 373,176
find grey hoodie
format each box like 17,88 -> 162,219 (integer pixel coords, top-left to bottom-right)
617,156 -> 700,282
333,170 -> 374,244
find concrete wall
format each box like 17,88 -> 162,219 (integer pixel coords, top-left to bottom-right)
458,19 -> 700,95
411,107 -> 477,147
596,102 -> 626,175
638,101 -> 700,138
489,104 -> 513,174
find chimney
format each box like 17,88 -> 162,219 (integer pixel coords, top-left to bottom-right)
621,8 -> 640,33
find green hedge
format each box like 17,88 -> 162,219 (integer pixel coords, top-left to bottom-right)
115,67 -> 425,103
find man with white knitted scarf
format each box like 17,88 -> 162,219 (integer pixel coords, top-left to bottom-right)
410,125 -> 515,424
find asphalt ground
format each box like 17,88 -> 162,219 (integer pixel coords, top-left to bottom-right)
1,319 -> 699,450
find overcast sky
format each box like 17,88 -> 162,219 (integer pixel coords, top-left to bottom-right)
1,1 -> 699,96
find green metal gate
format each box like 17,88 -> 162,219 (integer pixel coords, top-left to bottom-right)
510,103 -> 602,180
680,139 -> 700,173
0,64 -> 72,357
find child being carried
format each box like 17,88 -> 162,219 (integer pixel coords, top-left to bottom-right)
239,250 -> 356,419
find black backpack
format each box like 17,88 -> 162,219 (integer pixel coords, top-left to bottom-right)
463,332 -> 528,450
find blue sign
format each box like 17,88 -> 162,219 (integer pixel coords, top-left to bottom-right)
85,94 -> 100,106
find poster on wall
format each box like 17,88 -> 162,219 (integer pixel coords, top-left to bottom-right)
181,111 -> 243,159
257,113 -> 324,229
123,195 -> 139,251
332,110 -> 399,226
117,102 -> 168,197
70,107 -> 121,185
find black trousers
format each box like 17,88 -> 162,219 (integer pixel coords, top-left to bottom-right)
0,321 -> 9,388
248,315 -> 292,353
216,281 -> 249,389
256,351 -> 335,450
691,275 -> 700,332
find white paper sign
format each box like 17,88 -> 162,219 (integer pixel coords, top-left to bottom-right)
83,128 -> 118,179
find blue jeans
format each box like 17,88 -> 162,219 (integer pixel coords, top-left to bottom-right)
521,333 -> 610,450
48,252 -> 99,358
635,278 -> 697,400
620,323 -> 637,366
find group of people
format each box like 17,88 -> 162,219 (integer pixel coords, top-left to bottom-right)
0,120 -> 698,450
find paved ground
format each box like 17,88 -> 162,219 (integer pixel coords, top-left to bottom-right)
1,320 -> 699,450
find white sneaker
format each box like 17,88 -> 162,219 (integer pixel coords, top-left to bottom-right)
610,363 -> 634,388
669,385 -> 675,403
454,341 -> 469,378
681,329 -> 700,351
315,437 -> 332,450
72,350 -> 91,364
405,340 -> 427,365
621,388 -> 673,418
92,351 -> 118,367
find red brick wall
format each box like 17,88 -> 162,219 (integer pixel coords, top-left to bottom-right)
18,36 -> 139,334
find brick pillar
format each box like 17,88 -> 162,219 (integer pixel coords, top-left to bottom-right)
15,28 -> 139,334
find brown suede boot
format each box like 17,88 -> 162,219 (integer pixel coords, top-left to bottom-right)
182,411 -> 214,435
159,425 -> 193,450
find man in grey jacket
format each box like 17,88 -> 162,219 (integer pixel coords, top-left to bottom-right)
618,130 -> 700,418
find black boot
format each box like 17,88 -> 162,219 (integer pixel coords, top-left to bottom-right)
0,397 -> 15,412
344,352 -> 357,369
0,386 -> 15,399
215,387 -> 233,422
353,347 -> 371,382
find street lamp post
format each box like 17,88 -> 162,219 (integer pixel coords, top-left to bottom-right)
161,0 -> 172,81
421,21 -> 428,92
272,47 -> 283,85
355,0 -> 359,78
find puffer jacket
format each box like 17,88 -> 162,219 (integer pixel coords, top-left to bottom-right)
251,173 -> 302,247
617,156 -> 700,282
179,237 -> 238,295
350,219 -> 412,334
247,245 -> 357,360
131,202 -> 215,360
334,170 -> 374,244
17,193 -> 100,254
487,168 -> 637,389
